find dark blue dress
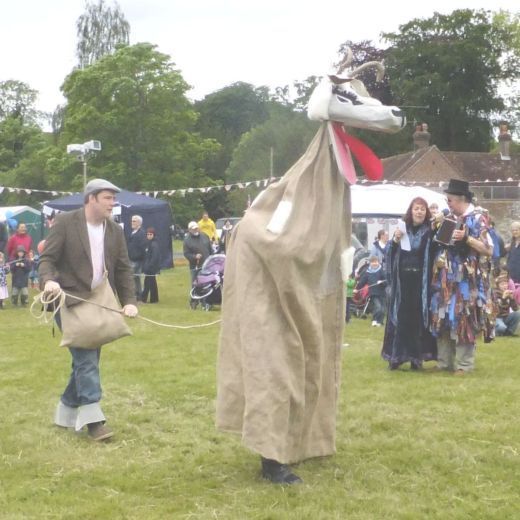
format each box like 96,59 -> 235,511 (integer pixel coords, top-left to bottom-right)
381,224 -> 437,368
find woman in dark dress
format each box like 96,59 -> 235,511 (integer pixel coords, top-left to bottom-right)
382,197 -> 437,370
141,228 -> 161,303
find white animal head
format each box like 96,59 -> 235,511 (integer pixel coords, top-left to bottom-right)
308,49 -> 406,134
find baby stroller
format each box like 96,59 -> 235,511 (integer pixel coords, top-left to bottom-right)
351,283 -> 371,318
190,254 -> 226,311
351,257 -> 371,318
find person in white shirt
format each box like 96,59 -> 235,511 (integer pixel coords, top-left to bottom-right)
39,179 -> 138,441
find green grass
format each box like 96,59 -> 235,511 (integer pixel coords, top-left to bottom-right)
1,266 -> 519,519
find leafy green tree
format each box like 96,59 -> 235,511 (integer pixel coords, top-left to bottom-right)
0,80 -> 41,125
225,104 -> 318,214
0,80 -> 49,188
76,0 -> 130,69
383,9 -> 520,151
60,43 -> 219,192
194,82 -> 270,181
271,76 -> 321,111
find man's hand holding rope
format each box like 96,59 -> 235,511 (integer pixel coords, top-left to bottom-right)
44,280 -> 61,297
122,304 -> 138,318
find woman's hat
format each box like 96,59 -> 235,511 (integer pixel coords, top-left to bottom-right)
444,179 -> 473,201
146,227 -> 155,235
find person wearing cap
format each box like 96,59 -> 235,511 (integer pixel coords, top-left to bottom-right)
39,178 -> 138,441
429,179 -> 494,374
183,221 -> 212,283
7,222 -> 33,261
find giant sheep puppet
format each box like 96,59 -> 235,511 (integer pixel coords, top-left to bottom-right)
216,50 -> 406,484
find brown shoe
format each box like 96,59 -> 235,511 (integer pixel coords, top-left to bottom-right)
87,422 -> 114,441
454,369 -> 465,376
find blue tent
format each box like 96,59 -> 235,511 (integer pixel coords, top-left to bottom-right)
43,190 -> 173,268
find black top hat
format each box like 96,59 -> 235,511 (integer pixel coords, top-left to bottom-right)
443,179 -> 473,201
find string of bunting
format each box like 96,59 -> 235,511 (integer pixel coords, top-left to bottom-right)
1,176 -> 519,199
0,176 -> 282,198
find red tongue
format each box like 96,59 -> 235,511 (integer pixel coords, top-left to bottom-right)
332,122 -> 383,181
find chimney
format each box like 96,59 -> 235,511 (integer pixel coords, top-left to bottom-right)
498,123 -> 512,160
413,122 -> 431,150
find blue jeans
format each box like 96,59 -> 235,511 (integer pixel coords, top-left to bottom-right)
61,347 -> 102,407
130,260 -> 143,299
495,311 -> 520,336
371,295 -> 386,324
55,312 -> 102,407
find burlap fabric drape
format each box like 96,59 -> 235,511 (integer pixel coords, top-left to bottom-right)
216,124 -> 351,464
59,274 -> 131,349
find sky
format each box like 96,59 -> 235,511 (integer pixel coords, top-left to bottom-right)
1,0 -> 518,119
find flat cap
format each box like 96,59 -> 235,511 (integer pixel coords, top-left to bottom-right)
188,221 -> 199,230
84,178 -> 121,197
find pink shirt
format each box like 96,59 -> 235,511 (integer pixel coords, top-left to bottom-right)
7,233 -> 33,260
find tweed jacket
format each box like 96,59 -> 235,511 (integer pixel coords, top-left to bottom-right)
39,208 -> 136,307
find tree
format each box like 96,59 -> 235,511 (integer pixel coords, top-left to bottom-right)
76,0 -> 130,69
194,82 -> 270,182
0,80 -> 48,181
60,43 -> 219,192
383,9 -> 520,151
225,104 -> 318,214
0,80 -> 41,124
271,75 -> 321,112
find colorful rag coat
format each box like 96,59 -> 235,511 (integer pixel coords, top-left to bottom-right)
430,207 -> 494,344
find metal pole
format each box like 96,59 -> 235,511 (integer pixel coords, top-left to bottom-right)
83,158 -> 87,190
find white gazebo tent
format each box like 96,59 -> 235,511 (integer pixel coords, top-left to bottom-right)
350,184 -> 448,246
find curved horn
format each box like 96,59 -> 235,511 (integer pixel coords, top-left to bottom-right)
336,47 -> 353,75
349,61 -> 385,82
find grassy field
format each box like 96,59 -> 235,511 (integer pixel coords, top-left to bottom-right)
1,266 -> 519,519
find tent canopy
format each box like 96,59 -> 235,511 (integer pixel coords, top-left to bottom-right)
0,205 -> 44,247
43,190 -> 173,268
351,184 -> 448,217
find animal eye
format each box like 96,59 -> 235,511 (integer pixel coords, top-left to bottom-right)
332,86 -> 362,105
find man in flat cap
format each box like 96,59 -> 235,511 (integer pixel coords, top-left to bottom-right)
430,179 -> 494,374
183,220 -> 212,307
39,179 -> 138,441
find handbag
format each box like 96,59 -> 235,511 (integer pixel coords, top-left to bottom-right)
59,273 -> 131,349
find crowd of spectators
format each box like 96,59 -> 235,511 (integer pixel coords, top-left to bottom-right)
348,180 -> 520,374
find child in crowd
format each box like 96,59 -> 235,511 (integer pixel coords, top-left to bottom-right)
10,245 -> 31,306
354,255 -> 386,327
345,273 -> 356,323
28,249 -> 39,288
494,274 -> 520,336
0,252 -> 9,309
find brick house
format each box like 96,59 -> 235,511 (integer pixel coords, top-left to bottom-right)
380,123 -> 520,237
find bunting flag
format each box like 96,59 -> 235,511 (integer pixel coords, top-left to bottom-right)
1,176 -> 519,200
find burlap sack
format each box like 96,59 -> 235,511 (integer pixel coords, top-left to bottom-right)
59,276 -> 131,349
216,124 -> 351,464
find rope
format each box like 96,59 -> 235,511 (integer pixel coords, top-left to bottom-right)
136,314 -> 221,329
30,289 -> 221,330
